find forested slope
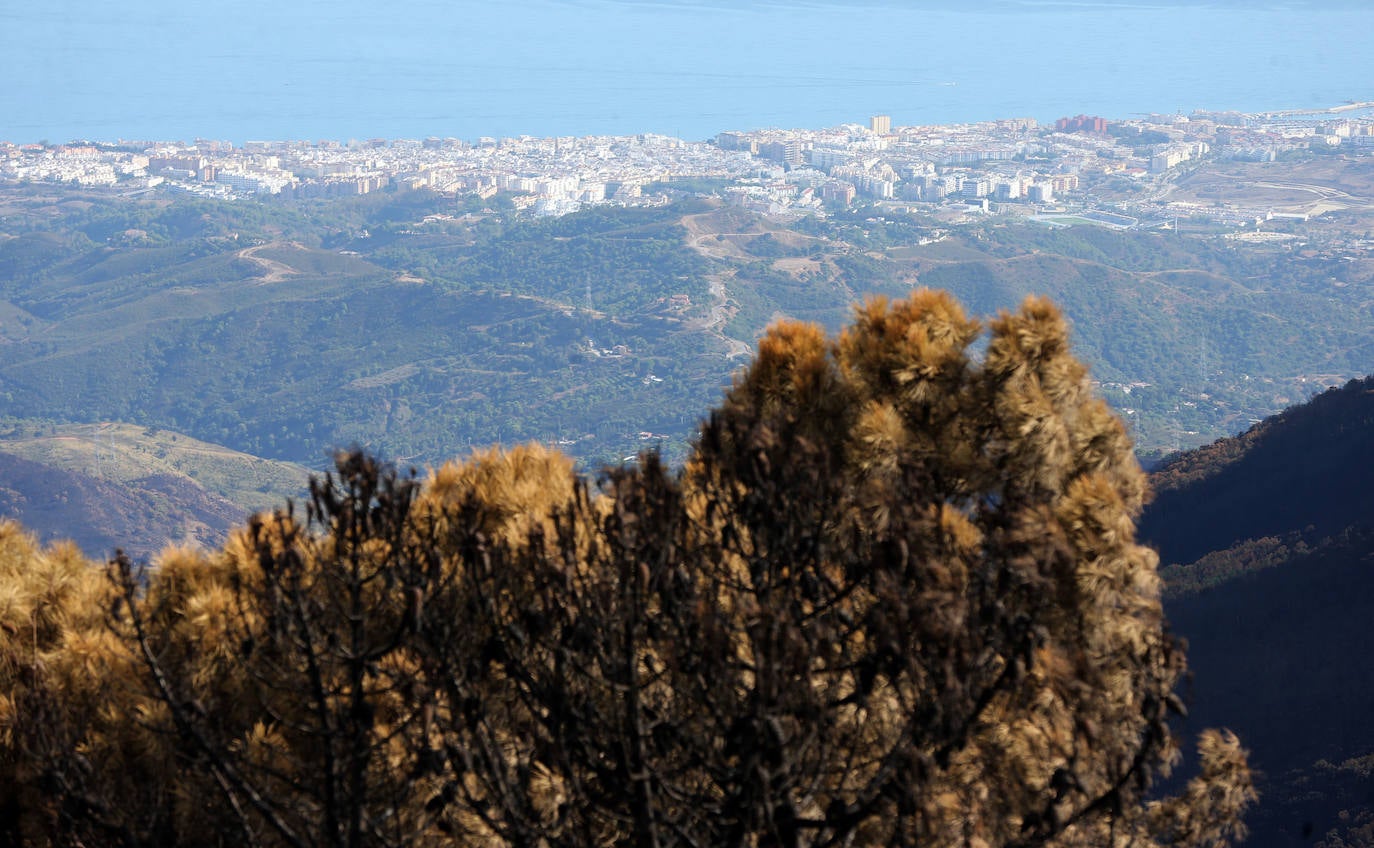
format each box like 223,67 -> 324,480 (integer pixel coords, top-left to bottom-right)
1141,375 -> 1374,567
0,195 -> 733,468
5,187 -> 1374,474
1138,377 -> 1374,847
1167,532 -> 1374,847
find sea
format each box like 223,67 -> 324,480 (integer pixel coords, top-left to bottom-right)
3,0 -> 1373,145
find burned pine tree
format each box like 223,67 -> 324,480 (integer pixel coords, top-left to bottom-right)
1,291 -> 1253,848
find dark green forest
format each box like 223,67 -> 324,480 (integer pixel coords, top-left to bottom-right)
1137,377 -> 1374,847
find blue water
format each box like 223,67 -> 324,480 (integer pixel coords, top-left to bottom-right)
3,0 -> 1372,144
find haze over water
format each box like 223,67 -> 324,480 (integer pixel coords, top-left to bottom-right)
4,0 -> 1372,144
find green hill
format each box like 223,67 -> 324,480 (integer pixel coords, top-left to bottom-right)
3,186 -> 1374,468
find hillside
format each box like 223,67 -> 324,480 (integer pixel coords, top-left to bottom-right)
0,421 -> 309,558
0,452 -> 238,559
1141,375 -> 1374,568
0,192 -> 735,468
3,186 -> 1374,468
1137,378 -> 1374,847
1166,532 -> 1374,848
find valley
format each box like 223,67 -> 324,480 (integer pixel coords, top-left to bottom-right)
3,150 -> 1374,847
1,153 -> 1373,554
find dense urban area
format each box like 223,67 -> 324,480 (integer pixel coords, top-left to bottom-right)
6,104 -> 1374,229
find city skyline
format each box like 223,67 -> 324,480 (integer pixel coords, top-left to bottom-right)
7,102 -> 1371,239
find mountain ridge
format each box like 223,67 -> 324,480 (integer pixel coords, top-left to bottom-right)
1142,375 -> 1374,567
0,421 -> 310,558
1140,376 -> 1374,847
